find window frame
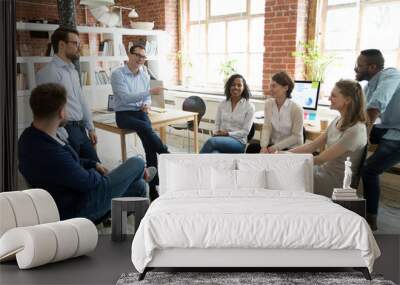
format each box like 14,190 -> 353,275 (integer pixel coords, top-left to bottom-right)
317,0 -> 400,104
182,0 -> 265,91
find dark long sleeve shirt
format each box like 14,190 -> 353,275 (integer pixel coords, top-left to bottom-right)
18,126 -> 108,219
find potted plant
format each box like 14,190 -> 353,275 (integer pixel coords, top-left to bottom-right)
219,59 -> 238,84
176,51 -> 193,87
292,40 -> 335,82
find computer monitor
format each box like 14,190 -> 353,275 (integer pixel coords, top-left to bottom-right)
292,80 -> 321,110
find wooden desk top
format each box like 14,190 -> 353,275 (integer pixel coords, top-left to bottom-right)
93,108 -> 198,135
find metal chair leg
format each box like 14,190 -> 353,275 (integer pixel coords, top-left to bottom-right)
187,129 -> 191,153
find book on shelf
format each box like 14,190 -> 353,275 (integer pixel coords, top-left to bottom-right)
94,70 -> 110,85
332,194 -> 361,200
333,192 -> 357,197
99,40 -> 113,56
333,188 -> 357,193
119,43 -> 127,57
80,71 -> 90,86
332,188 -> 360,200
145,40 -> 157,57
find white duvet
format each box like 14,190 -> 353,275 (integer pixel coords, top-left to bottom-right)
131,190 -> 380,273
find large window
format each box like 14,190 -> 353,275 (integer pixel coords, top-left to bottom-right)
183,0 -> 265,90
319,0 -> 400,101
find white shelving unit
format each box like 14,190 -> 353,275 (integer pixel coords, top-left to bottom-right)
16,22 -> 170,132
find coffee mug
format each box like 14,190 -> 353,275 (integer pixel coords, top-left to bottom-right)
320,120 -> 329,131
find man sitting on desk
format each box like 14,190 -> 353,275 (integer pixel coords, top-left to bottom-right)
19,83 -> 156,221
111,43 -> 169,201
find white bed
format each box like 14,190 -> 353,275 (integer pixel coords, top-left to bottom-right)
131,154 -> 380,280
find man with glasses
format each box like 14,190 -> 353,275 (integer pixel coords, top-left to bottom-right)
36,26 -> 99,162
354,49 -> 400,230
111,43 -> 169,201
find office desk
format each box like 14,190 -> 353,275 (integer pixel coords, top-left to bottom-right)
93,108 -> 199,161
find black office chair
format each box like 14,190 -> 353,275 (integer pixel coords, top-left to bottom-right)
170,96 -> 206,152
247,123 -> 255,142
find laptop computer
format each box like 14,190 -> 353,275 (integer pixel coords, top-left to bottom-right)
150,80 -> 165,109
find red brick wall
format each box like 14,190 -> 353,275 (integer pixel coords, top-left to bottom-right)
263,0 -> 308,94
16,0 -> 308,90
115,0 -> 179,84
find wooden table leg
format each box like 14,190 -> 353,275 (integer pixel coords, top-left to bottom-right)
120,134 -> 127,162
193,114 -> 199,153
159,127 -> 167,143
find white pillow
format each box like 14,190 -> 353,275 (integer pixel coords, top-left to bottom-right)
266,166 -> 306,191
237,156 -> 310,192
167,163 -> 211,191
211,168 -> 237,190
236,169 -> 267,189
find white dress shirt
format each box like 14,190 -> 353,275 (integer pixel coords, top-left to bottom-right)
110,65 -> 152,112
215,98 -> 255,144
260,98 -> 303,150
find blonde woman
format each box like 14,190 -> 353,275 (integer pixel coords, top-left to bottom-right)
290,79 -> 367,197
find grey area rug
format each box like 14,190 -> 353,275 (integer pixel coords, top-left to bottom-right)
116,272 -> 396,285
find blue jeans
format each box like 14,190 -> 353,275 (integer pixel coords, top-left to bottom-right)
77,156 -> 147,221
362,138 -> 400,215
200,136 -> 245,153
65,124 -> 100,162
115,111 -> 169,189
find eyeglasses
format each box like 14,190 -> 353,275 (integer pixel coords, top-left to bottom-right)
66,40 -> 80,47
131,52 -> 147,60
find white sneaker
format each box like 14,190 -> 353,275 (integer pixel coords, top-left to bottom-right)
144,166 -> 157,183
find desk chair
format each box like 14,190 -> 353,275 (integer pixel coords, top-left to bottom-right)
170,96 -> 206,152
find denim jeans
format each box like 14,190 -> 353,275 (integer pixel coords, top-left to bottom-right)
362,138 -> 400,215
77,156 -> 147,221
115,111 -> 169,190
64,124 -> 100,162
200,136 -> 246,153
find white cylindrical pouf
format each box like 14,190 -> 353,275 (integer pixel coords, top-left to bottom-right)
24,189 -> 60,223
0,196 -> 17,237
1,192 -> 39,227
42,221 -> 79,262
65,218 -> 98,257
0,226 -> 57,269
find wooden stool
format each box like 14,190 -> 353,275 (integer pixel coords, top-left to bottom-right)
111,197 -> 149,242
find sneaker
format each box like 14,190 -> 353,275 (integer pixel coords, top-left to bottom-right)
144,166 -> 157,183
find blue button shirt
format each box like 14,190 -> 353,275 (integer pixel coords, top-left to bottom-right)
36,55 -> 94,131
110,65 -> 151,112
365,68 -> 400,141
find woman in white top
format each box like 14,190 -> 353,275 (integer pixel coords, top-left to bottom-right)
246,71 -> 303,153
200,74 -> 255,153
290,79 -> 368,197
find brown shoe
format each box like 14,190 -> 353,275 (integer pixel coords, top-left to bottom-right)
366,214 -> 378,231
